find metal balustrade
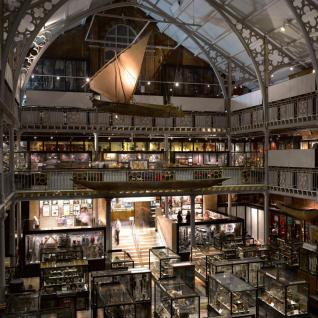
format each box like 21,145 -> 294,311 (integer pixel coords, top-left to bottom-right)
20,106 -> 227,134
14,167 -> 265,193
269,168 -> 318,198
231,93 -> 317,133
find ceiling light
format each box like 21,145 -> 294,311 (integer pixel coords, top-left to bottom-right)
85,77 -> 90,82
108,137 -> 111,140
33,136 -> 37,140
188,137 -> 191,141
280,25 -> 286,32
271,74 -> 274,78
50,136 -> 53,140
313,69 -> 316,74
207,84 -> 210,88
31,74 -> 35,79
56,76 -> 60,80
289,66 -> 294,71
115,114 -> 118,119
234,86 -> 237,89
175,82 -> 179,87
147,81 -> 151,85
169,88 -> 173,92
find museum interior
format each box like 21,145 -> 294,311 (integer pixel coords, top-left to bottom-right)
0,0 -> 318,317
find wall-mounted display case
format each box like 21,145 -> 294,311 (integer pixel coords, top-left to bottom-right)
208,273 -> 256,317
191,246 -> 223,282
208,257 -> 264,287
257,269 -> 308,317
37,199 -> 93,228
149,246 -> 181,280
166,195 -> 203,219
274,238 -> 301,268
106,249 -> 134,270
300,243 -> 318,276
91,268 -> 151,318
40,259 -> 89,311
154,278 -> 200,318
22,226 -> 105,275
40,246 -> 83,263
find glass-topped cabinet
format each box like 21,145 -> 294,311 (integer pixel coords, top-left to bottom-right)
91,268 -> 151,318
191,246 -> 223,282
149,247 -> 181,280
257,269 -> 308,317
208,257 -> 264,287
299,243 -> 318,276
106,249 -> 134,270
154,278 -> 200,318
208,273 -> 256,317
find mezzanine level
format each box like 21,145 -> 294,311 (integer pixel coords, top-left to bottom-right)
231,92 -> 318,134
20,106 -> 227,136
13,167 -> 265,200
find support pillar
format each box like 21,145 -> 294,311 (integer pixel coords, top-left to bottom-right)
227,194 -> 232,216
105,198 -> 112,252
9,202 -> 16,267
17,201 -> 22,242
0,116 -> 4,202
94,132 -> 99,161
9,126 -> 14,192
0,209 -> 6,303
164,134 -> 170,166
263,37 -> 270,244
190,194 -> 196,248
164,196 -> 169,217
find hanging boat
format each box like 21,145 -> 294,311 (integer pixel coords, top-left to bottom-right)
89,32 -> 183,118
73,177 -> 229,193
276,202 -> 318,222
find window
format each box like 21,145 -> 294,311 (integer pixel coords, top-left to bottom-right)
104,24 -> 137,62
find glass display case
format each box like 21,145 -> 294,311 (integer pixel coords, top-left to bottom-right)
191,246 -> 223,282
208,257 -> 264,287
106,249 -> 134,270
22,226 -> 106,275
208,273 -> 256,317
257,269 -> 309,317
274,238 -> 301,267
40,259 -> 89,311
91,268 -> 151,318
40,246 -> 83,262
5,292 -> 39,317
299,243 -> 318,276
149,247 -> 181,280
154,278 -> 200,318
171,262 -> 195,289
172,212 -> 243,258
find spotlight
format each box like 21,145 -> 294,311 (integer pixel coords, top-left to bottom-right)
271,74 -> 274,78
289,66 -> 294,71
280,25 -> 286,32
85,77 -> 90,82
31,74 -> 35,79
207,84 -> 210,88
50,136 -> 53,140
169,88 -> 173,92
147,81 -> 151,85
56,76 -> 60,80
175,82 -> 179,87
115,114 -> 118,119
313,69 -> 316,74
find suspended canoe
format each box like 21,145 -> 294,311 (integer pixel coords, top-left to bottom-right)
73,178 -> 228,193
276,202 -> 318,222
92,100 -> 183,118
89,31 -> 184,118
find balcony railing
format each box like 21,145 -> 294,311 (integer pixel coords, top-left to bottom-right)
231,93 -> 317,133
20,106 -> 227,133
269,168 -> 318,198
14,167 -> 265,193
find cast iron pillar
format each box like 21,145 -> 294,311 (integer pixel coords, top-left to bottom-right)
94,132 -> 99,161
0,208 -> 6,303
105,197 -> 112,252
263,36 -> 270,244
190,194 -> 196,248
9,202 -> 16,267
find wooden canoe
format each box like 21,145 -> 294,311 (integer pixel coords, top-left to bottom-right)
93,100 -> 184,118
276,202 -> 318,222
73,177 -> 228,192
